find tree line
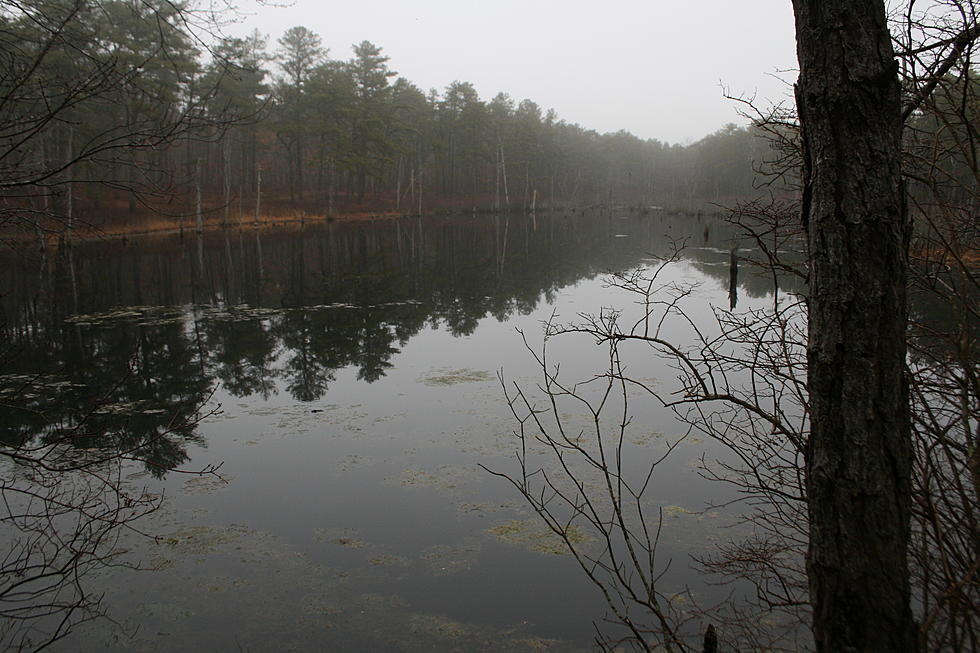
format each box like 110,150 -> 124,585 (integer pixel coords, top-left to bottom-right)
3,1 -> 978,239
250,26 -> 766,214
0,4 -> 771,238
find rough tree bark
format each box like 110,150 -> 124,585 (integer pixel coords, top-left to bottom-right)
792,1 -> 918,651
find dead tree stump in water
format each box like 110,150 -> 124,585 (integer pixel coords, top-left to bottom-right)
703,623 -> 718,653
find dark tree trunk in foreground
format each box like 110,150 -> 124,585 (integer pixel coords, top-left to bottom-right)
792,1 -> 918,651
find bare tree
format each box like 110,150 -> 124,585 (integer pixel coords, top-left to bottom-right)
0,0 -> 257,239
491,2 -> 979,651
487,251 -> 699,652
0,376 -> 220,652
899,9 -> 980,646
0,2 -> 250,649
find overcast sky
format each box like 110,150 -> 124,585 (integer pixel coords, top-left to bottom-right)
229,1 -> 798,145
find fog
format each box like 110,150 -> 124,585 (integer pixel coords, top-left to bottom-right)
231,0 -> 798,144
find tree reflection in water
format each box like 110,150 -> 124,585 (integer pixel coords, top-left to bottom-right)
0,209 -> 756,647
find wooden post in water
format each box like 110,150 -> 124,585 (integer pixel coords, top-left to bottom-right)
702,624 -> 718,653
728,241 -> 739,310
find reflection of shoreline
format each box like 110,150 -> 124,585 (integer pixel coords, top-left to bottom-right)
2,211 -> 742,329
686,246 -> 805,299
0,211 -> 746,455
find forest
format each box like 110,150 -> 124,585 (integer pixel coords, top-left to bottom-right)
0,1 -> 978,652
0,1 -> 773,240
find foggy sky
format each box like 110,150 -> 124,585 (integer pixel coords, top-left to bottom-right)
230,1 -> 798,145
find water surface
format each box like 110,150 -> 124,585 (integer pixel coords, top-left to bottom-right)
1,210 -> 775,651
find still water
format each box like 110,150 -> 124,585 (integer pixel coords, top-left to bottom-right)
0,210 -> 777,651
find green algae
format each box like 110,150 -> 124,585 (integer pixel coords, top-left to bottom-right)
200,575 -> 248,593
397,465 -> 477,490
457,500 -> 519,515
420,542 -> 481,576
161,524 -> 251,555
487,518 -> 590,555
181,475 -> 231,496
147,554 -> 175,571
662,505 -> 694,518
368,553 -> 410,567
507,637 -> 562,651
407,613 -> 467,640
419,368 -> 495,386
336,537 -> 365,549
628,431 -> 662,446
302,598 -> 343,617
135,601 -> 194,620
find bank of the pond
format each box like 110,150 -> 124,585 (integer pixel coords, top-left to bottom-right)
2,195 -> 744,247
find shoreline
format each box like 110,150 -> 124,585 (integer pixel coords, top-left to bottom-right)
0,200 -> 745,247
2,210 -> 412,246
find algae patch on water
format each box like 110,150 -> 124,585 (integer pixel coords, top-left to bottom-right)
313,526 -> 368,549
336,537 -> 365,549
628,431 -> 662,446
662,505 -> 694,518
368,553 -> 410,567
457,501 -> 519,516
419,368 -> 494,386
407,613 -> 467,640
506,637 -> 563,651
182,474 -> 231,496
303,598 -> 343,617
200,575 -> 249,593
161,524 -> 251,555
136,601 -> 194,621
147,554 -> 175,571
487,518 -> 590,555
420,542 -> 482,576
397,465 -> 477,490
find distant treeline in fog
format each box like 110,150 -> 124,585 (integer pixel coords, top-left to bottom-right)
2,4 -> 786,234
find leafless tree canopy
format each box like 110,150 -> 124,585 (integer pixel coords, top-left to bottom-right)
492,2 -> 978,650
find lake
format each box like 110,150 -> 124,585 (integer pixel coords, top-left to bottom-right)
0,209 -> 781,651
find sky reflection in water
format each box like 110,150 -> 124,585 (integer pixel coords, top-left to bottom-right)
0,210 -> 783,651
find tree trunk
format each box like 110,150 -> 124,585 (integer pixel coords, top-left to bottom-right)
195,158 -> 203,233
408,167 -> 415,215
316,134 -> 326,205
494,143 -> 500,212
296,138 -> 304,203
65,125 -> 73,244
792,1 -> 917,651
501,142 -> 510,209
254,165 -> 262,227
223,142 -> 232,226
328,158 -> 335,217
395,154 -> 402,213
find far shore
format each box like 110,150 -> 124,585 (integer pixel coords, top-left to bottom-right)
4,210 -> 407,246
0,199 -> 745,247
